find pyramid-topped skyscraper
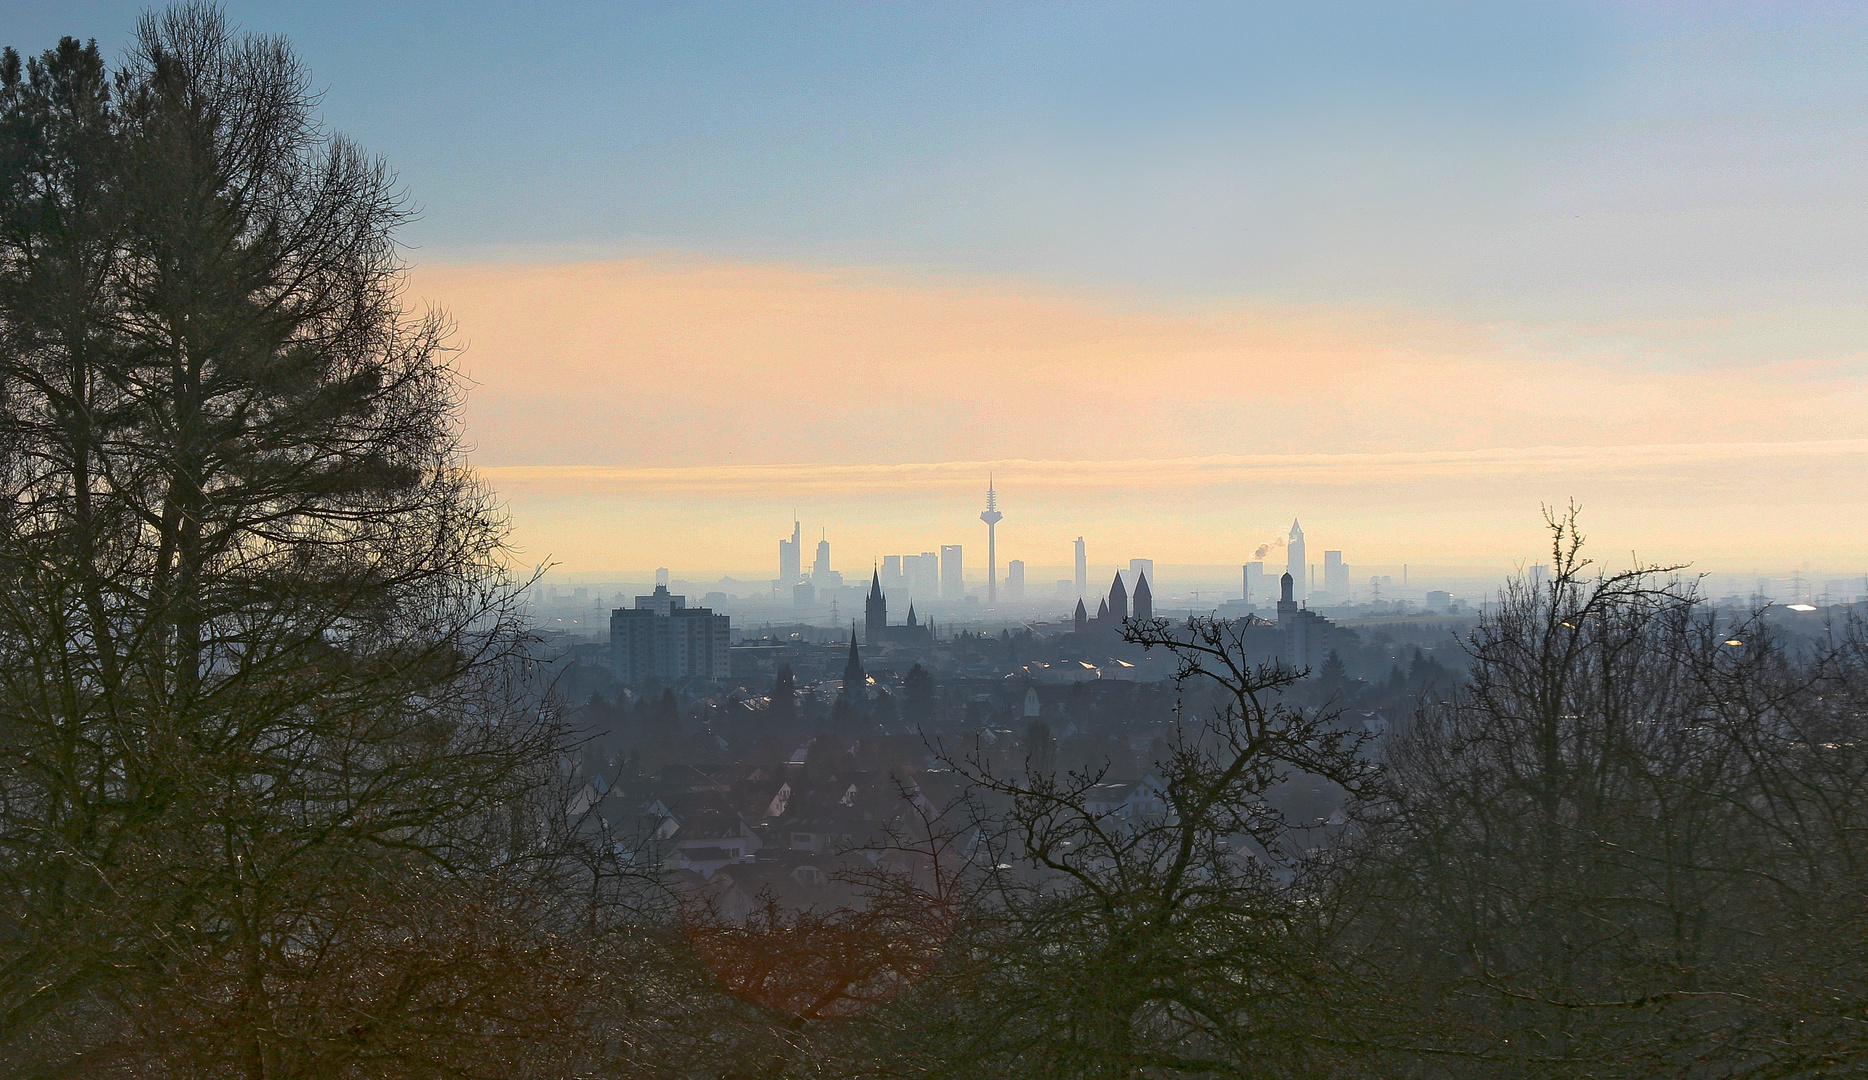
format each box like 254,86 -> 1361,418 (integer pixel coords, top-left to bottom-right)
1286,519 -> 1306,601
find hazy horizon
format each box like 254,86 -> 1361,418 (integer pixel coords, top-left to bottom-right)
16,1 -> 1863,574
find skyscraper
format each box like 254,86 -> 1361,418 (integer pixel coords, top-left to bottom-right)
1006,559 -> 1025,601
1243,561 -> 1265,604
1286,520 -> 1306,601
980,479 -> 1002,604
813,533 -> 831,581
1074,537 -> 1086,599
1324,550 -> 1347,594
940,544 -> 964,600
908,551 -> 939,597
779,519 -> 801,586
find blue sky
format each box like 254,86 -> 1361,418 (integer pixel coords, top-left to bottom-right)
11,3 -> 1868,572
19,3 -> 1868,330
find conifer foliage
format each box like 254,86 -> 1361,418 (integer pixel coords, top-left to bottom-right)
0,7 -> 566,1074
4,9 -> 1868,1080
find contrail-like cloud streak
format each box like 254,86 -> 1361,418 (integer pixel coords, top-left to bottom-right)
480,440 -> 1868,497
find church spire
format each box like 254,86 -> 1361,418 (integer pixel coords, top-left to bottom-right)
864,567 -> 886,645
843,621 -> 865,700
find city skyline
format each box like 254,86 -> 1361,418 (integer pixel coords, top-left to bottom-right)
543,496 -> 1863,612
12,4 -> 1858,575
440,257 -> 1866,574
6,7 -> 1865,1074
504,476 -> 1867,580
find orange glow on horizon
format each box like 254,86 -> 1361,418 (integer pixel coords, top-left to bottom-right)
408,256 -> 1868,573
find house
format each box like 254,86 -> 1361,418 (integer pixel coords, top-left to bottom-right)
1082,776 -> 1168,820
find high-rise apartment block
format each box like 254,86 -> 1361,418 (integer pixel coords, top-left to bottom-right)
610,585 -> 730,686
1275,572 -> 1331,671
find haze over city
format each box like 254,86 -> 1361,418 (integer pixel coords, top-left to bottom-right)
3,4 -> 1867,1077
11,1 -> 1864,578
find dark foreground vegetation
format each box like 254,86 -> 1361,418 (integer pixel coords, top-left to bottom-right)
3,8 -> 1865,1078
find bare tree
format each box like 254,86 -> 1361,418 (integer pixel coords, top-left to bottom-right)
920,614 -> 1378,1079
1351,505 -> 1868,1079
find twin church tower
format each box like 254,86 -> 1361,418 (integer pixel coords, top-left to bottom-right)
1071,566 -> 1154,634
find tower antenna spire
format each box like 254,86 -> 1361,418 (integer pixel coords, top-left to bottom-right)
980,476 -> 1003,605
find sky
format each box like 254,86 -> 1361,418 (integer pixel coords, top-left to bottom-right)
14,2 -> 1868,578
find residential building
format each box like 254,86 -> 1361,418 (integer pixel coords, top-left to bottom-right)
1274,572 -> 1333,673
610,585 -> 731,686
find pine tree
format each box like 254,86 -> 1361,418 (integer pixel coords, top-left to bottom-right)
902,663 -> 936,726
0,10 -> 565,1071
1318,649 -> 1348,692
772,663 -> 797,721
